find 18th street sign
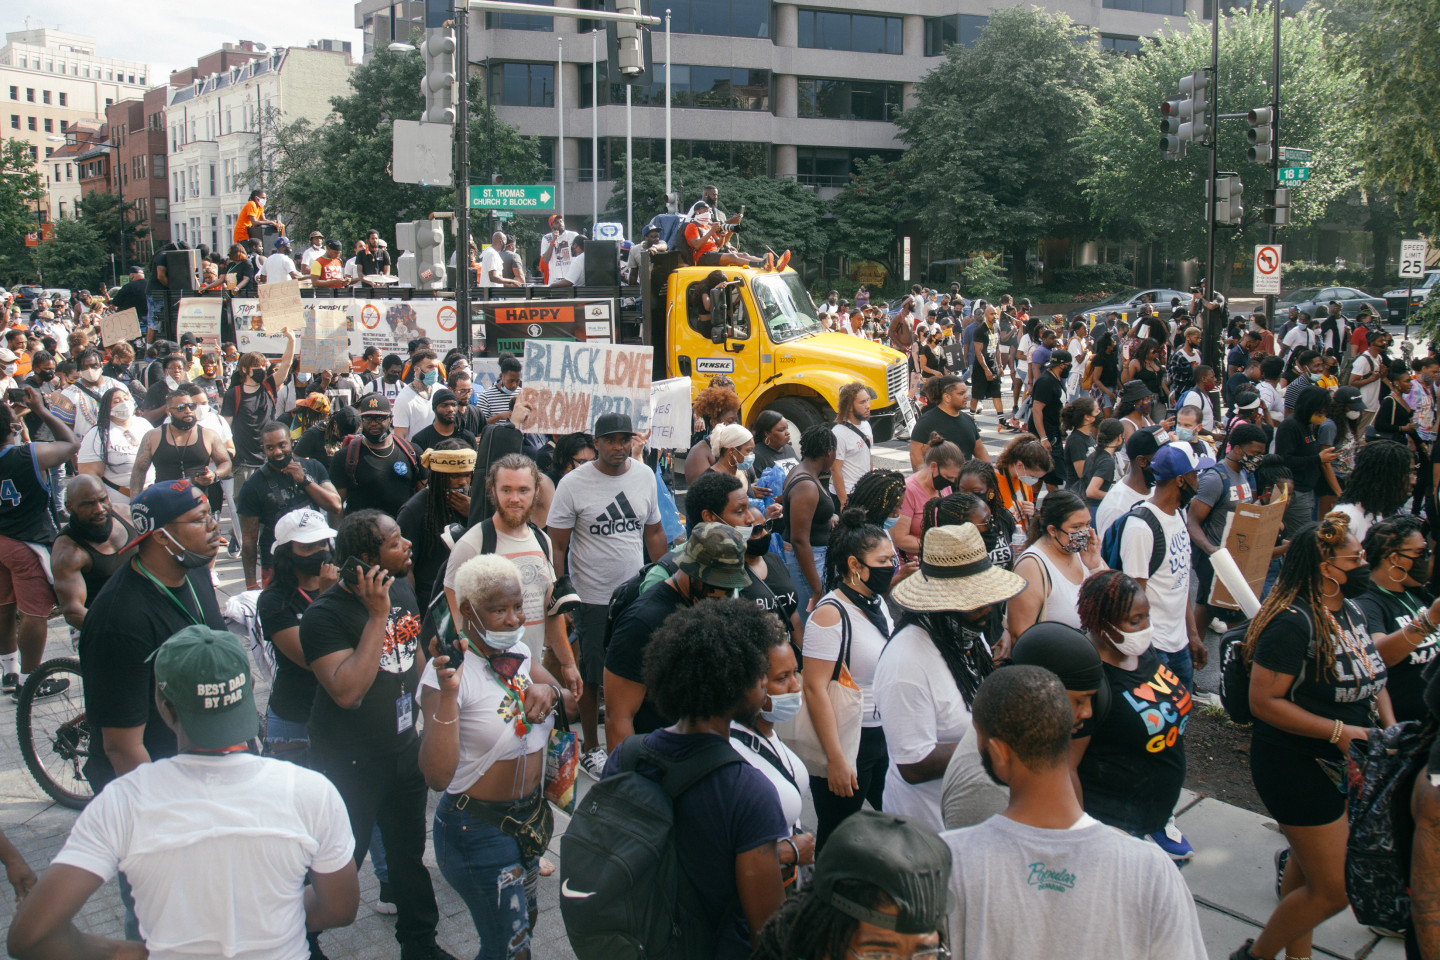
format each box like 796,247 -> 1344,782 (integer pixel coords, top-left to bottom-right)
468,184 -> 556,211
1278,167 -> 1310,183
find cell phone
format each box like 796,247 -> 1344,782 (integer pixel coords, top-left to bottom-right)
4,388 -> 24,403
339,557 -> 370,586
446,634 -> 468,666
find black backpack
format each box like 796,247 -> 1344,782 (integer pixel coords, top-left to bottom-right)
420,519 -> 553,647
1346,719 -> 1437,930
1218,605 -> 1312,725
603,555 -> 678,651
560,736 -> 744,960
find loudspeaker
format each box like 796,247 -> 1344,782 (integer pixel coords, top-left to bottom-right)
165,249 -> 202,293
583,239 -> 619,286
247,222 -> 281,251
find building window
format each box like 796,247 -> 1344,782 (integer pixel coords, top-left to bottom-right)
795,147 -> 903,188
54,164 -> 61,180
925,14 -> 988,55
576,136 -> 769,181
488,62 -> 556,107
798,10 -> 902,55
42,118 -> 52,132
8,115 -> 16,129
580,62 -> 770,111
7,87 -> 15,100
211,216 -> 219,251
1100,34 -> 1143,54
797,78 -> 902,122
105,98 -> 112,108
1103,0 -> 1185,13
178,222 -> 186,244
486,0 -> 553,31
25,88 -> 34,102
209,164 -> 216,195
155,197 -> 167,222
45,147 -> 52,157
663,0 -> 769,38
66,163 -> 72,180
27,116 -> 36,131
42,90 -> 50,104
153,154 -> 165,178
58,92 -> 66,106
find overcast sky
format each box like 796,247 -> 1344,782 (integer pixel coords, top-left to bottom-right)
11,0 -> 365,82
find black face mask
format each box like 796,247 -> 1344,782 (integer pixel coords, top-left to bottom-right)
980,529 -> 1000,553
1140,466 -> 1157,489
363,421 -> 391,442
34,369 -> 53,382
268,452 -> 293,471
1339,563 -> 1373,599
384,371 -> 401,383
1177,480 -> 1198,509
863,562 -> 896,597
291,548 -> 332,576
65,513 -> 114,543
249,368 -> 267,384
171,415 -> 197,430
746,535 -> 771,557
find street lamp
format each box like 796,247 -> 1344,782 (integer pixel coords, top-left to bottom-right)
388,42 -> 417,52
49,132 -> 125,282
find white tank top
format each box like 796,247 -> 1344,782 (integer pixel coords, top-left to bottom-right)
1016,544 -> 1085,631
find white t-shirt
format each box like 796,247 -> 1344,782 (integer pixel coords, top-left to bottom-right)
445,523 -> 555,650
829,419 -> 873,497
1177,388 -> 1215,432
1119,500 -> 1190,653
77,417 -> 152,503
419,640 -> 554,795
1282,325 -> 1313,352
1331,502 -> 1380,542
729,720 -> 810,829
1353,351 -> 1384,412
541,230 -> 580,276
804,591 -> 893,728
263,252 -> 299,284
551,250 -> 586,287
1094,481 -> 1147,542
299,246 -> 324,269
479,246 -> 506,288
393,382 -> 437,434
1258,381 -> 1284,423
51,753 -> 354,960
343,257 -> 359,280
874,624 -> 975,833
547,459 -> 661,605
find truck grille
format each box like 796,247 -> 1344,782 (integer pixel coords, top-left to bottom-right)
886,361 -> 905,404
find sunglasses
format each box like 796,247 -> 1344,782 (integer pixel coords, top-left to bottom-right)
170,402 -> 198,412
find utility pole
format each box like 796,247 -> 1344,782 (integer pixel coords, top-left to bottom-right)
1266,0 -> 1281,324
455,0 -> 472,354
1203,4 -> 1220,372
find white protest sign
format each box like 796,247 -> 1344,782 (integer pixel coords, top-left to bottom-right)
515,340 -> 654,435
353,299 -> 458,357
175,299 -> 222,346
647,377 -> 692,451
299,301 -> 353,374
99,308 -> 141,346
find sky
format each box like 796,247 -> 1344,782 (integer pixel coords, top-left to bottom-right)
9,0 -> 366,83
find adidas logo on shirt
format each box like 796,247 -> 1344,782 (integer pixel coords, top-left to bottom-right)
589,492 -> 643,536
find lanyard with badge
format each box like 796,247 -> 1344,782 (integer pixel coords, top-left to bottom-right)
135,559 -> 205,626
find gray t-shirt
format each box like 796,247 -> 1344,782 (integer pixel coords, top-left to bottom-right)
547,459 -> 661,605
943,815 -> 1207,960
1193,460 -> 1254,548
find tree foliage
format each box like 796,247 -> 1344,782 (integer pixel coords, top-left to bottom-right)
259,43 -> 546,254
0,140 -> 47,284
605,157 -> 828,264
1076,4 -> 1363,282
896,7 -> 1105,272
826,156 -> 918,277
30,217 -> 105,291
75,190 -> 149,265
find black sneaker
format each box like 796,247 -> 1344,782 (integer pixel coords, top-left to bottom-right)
1,672 -> 16,694
11,676 -> 71,702
400,943 -> 460,960
1228,940 -> 1257,960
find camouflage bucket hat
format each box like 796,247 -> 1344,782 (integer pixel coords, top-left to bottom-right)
678,522 -> 751,590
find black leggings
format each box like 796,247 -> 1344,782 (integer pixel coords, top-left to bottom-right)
810,725 -> 888,853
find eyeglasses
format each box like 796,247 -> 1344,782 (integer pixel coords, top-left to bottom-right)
170,402 -> 198,411
175,513 -> 219,527
849,948 -> 950,960
1330,553 -> 1365,564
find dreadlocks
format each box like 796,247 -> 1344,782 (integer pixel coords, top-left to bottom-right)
752,881 -> 902,960
1339,440 -> 1415,519
923,492 -> 983,533
847,469 -> 905,528
958,459 -> 1015,544
1077,569 -> 1145,636
894,608 -> 996,706
1244,512 -> 1353,681
414,439 -> 472,566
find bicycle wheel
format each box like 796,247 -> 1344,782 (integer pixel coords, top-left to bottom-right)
16,657 -> 93,809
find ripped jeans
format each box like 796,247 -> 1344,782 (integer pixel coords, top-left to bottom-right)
434,793 -> 539,960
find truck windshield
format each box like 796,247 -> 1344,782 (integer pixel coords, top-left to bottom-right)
751,274 -> 823,343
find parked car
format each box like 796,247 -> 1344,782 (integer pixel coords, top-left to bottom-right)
42,287 -> 72,304
1275,285 -> 1386,320
9,284 -> 44,311
1382,271 -> 1440,322
1068,288 -> 1193,326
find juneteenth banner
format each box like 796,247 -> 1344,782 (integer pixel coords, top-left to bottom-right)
515,340 -> 653,435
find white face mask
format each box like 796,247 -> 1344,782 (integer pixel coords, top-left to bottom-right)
1347,409 -> 1362,421
732,524 -> 754,542
1110,625 -> 1153,657
80,366 -> 102,383
1017,473 -> 1043,486
111,400 -> 135,422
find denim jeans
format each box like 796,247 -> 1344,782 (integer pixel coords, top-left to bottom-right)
784,543 -> 827,622
145,292 -> 167,333
1154,645 -> 1194,694
433,794 -> 539,960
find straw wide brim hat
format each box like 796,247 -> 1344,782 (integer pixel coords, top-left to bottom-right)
890,523 -> 1027,613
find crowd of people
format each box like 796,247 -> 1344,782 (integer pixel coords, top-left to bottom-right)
0,263 -> 1436,960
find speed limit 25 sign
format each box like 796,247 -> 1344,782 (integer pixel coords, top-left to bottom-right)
1400,238 -> 1429,280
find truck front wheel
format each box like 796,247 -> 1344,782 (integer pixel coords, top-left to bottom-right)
763,396 -> 827,440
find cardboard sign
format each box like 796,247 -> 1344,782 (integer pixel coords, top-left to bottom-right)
257,280 -> 304,334
175,299 -> 222,347
515,341 -> 653,435
230,298 -> 458,359
648,377 -> 692,451
299,302 -> 352,374
99,308 -> 141,346
1210,497 -> 1287,610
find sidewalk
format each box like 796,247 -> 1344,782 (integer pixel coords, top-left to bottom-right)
0,550 -> 1406,959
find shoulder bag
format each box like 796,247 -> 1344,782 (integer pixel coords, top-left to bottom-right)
776,597 -> 862,776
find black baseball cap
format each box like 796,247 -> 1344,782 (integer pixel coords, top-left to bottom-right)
358,393 -> 392,415
594,412 -> 635,438
1125,427 -> 1161,461
813,811 -> 951,935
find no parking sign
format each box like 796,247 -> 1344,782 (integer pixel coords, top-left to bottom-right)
1253,244 -> 1283,296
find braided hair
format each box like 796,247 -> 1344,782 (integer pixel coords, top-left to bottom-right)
922,492 -> 983,533
753,882 -> 907,960
93,386 -> 128,470
1362,514 -> 1426,569
957,459 -> 1015,545
847,469 -> 905,528
1077,569 -> 1145,638
414,439 -> 472,565
1243,512 -> 1353,681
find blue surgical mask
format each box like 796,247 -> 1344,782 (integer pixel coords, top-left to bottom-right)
1175,426 -> 1195,442
738,453 -> 755,472
1308,372 -> 1323,383
471,617 -> 525,651
497,384 -> 517,396
760,690 -> 803,724
421,369 -> 439,387
882,516 -> 900,530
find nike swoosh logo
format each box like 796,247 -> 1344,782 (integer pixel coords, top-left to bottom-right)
561,879 -> 595,899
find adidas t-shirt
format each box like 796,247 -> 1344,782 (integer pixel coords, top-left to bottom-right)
547,459 -> 661,605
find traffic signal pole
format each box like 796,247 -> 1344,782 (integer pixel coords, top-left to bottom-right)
1266,0 -> 1280,325
456,0 -> 472,354
1203,3 -> 1220,371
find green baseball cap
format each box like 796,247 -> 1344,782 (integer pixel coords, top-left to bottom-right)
150,626 -> 259,749
678,522 -> 751,591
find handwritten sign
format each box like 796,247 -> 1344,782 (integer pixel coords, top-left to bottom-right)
299,302 -> 351,374
1210,497 -> 1286,610
175,299 -> 222,347
99,308 -> 141,346
648,377 -> 692,451
257,280 -> 303,334
515,341 -> 653,435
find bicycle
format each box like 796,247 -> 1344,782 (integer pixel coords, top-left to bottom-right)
16,656 -> 92,809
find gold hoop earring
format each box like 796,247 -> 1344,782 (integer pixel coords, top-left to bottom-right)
1321,576 -> 1341,600
1388,564 -> 1407,585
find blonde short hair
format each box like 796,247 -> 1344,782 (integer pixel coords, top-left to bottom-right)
453,554 -> 521,610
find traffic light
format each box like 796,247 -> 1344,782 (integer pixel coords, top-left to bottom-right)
420,26 -> 456,125
1247,106 -> 1274,164
1179,70 -> 1210,143
1207,175 -> 1244,226
615,0 -> 644,78
1263,187 -> 1289,226
1159,95 -> 1187,160
395,220 -> 447,289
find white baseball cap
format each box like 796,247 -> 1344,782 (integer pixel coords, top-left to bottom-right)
271,508 -> 337,555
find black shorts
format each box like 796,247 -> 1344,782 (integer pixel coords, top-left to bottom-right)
696,251 -> 722,266
971,365 -> 1002,399
1250,733 -> 1348,826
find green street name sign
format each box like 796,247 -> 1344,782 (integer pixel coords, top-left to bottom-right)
468,184 -> 556,211
1279,146 -> 1313,162
1278,166 -> 1311,182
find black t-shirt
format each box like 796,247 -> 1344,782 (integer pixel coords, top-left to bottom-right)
0,445 -> 57,544
1376,394 -> 1413,442
356,247 -> 391,277
329,439 -> 422,515
752,441 -> 797,477
192,376 -> 224,412
604,581 -> 691,735
148,250 -> 169,293
919,344 -> 945,376
142,378 -> 172,414
299,578 -> 423,754
1354,586 -> 1438,723
409,424 -> 478,455
1030,370 -> 1065,444
221,381 -> 277,467
1063,431 -> 1095,490
1075,650 -> 1189,834
972,323 -> 995,374
224,258 -> 256,294
235,457 -> 331,561
751,556 -> 798,629
1081,450 -> 1116,504
1274,417 -> 1322,494
258,584 -> 318,723
111,278 -> 149,319
1252,604 -> 1387,757
293,425 -> 330,462
912,406 -> 981,460
78,562 -> 225,792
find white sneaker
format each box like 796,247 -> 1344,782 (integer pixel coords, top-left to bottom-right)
579,746 -> 609,781
1209,617 -> 1228,634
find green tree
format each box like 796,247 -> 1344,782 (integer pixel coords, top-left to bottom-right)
0,140 -> 47,284
1077,4 -> 1363,288
76,189 -> 150,268
605,157 -> 828,265
258,43 -> 546,253
962,254 -> 1010,299
30,217 -> 105,290
826,157 -> 918,279
896,7 -> 1106,279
